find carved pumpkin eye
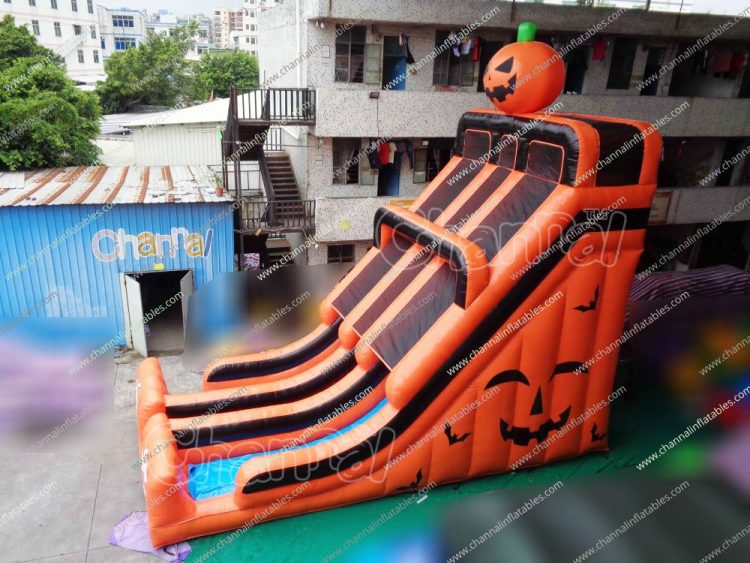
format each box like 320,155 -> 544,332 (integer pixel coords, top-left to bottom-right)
549,362 -> 588,380
484,370 -> 529,389
495,57 -> 514,73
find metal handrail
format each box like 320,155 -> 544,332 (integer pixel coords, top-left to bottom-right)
242,200 -> 316,232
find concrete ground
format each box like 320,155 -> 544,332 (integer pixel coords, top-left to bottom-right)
0,351 -> 200,563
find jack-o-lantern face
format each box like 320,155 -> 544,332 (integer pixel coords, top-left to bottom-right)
483,40 -> 565,114
484,362 -> 587,446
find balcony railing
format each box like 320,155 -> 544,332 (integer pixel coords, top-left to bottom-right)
232,87 -> 316,123
241,200 -> 316,232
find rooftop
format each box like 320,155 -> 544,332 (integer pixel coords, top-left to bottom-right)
0,165 -> 232,207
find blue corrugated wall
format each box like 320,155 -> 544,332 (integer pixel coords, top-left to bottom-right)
0,203 -> 235,346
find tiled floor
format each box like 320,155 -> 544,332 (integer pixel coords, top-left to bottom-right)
0,352 -> 198,563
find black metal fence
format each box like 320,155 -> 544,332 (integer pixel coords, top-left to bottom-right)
242,200 -> 316,231
235,88 -> 316,123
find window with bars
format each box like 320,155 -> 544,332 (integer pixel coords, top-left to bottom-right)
112,15 -> 135,28
327,244 -> 355,264
433,31 -> 475,87
413,141 -> 453,183
332,138 -> 376,185
334,25 -> 366,83
114,36 -> 136,50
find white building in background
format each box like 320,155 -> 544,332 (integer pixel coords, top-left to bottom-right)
237,0 -> 281,56
0,0 -> 104,89
145,11 -> 211,59
213,7 -> 243,50
96,6 -> 146,61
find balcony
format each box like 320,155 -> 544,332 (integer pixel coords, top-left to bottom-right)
241,199 -> 316,233
306,1 -> 750,41
314,89 -> 750,138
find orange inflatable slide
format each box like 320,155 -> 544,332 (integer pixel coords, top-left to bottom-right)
136,23 -> 661,547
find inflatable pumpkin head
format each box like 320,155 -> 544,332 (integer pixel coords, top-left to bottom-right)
483,22 -> 565,114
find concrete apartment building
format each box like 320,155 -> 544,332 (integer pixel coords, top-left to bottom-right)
0,0 -> 104,89
250,0 -> 750,272
145,10 -> 212,59
96,6 -> 146,60
237,0 -> 281,56
213,6 -> 244,50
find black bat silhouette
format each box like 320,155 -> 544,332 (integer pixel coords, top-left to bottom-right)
591,423 -> 607,442
395,468 -> 423,492
574,287 -> 600,313
444,422 -> 471,446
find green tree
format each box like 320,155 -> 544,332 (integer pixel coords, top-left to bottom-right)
194,50 -> 259,99
0,15 -> 100,171
96,22 -> 201,113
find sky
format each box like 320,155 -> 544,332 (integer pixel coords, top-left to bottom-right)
97,0 -> 749,17
98,0 -> 244,16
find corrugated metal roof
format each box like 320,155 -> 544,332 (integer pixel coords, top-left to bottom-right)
0,165 -> 233,207
124,98 -> 230,128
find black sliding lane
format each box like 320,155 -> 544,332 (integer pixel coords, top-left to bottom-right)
205,318 -> 344,383
175,362 -> 389,448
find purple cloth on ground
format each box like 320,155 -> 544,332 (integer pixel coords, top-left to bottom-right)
712,424 -> 750,500
110,511 -> 191,562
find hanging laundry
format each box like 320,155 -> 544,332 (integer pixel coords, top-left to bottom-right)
713,49 -> 732,77
729,51 -> 747,78
396,141 -> 414,169
461,37 -> 473,56
448,31 -> 461,58
388,142 -> 397,164
368,140 -> 383,170
403,34 -> 416,64
471,36 -> 480,61
378,142 -> 390,165
591,37 -> 607,61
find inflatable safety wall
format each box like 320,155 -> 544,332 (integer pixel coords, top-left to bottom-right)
136,23 -> 661,547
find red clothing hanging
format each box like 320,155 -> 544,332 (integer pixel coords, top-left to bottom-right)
591,37 -> 607,61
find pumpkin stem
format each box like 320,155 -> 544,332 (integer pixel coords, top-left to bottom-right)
517,21 -> 537,43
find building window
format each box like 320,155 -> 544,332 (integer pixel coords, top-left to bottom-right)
250,24 -> 256,31
90,24 -> 96,39
112,15 -> 135,28
73,24 -> 81,35
54,21 -> 61,36
414,140 -> 453,183
335,24 -> 366,83
250,37 -> 256,45
332,138 -> 376,185
327,244 -> 355,264
77,49 -> 84,63
114,37 -> 136,50
87,0 -> 92,13
249,10 -> 255,17
101,38 -> 105,49
93,49 -> 99,63
433,31 -> 475,87
29,0 -> 35,6
606,38 -> 638,90
51,0 -> 57,8
70,0 -> 77,12
31,20 -> 40,35
245,37 -> 249,43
